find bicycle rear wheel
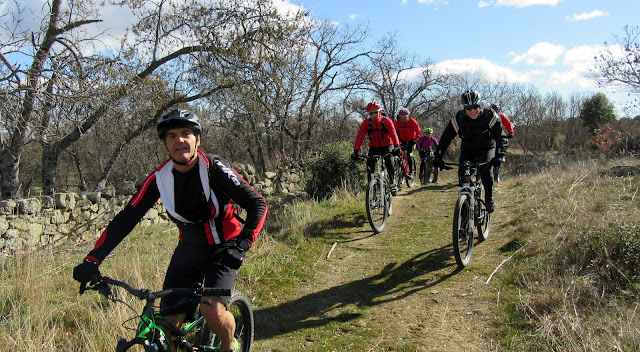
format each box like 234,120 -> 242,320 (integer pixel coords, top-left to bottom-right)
188,290 -> 254,352
452,194 -> 474,267
366,178 -> 388,233
476,199 -> 491,242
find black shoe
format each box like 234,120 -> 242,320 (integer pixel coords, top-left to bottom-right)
487,200 -> 495,213
391,184 -> 398,196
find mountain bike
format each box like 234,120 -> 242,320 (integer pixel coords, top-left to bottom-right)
395,148 -> 416,189
81,276 -> 254,352
356,153 -> 394,233
442,161 -> 491,267
419,149 -> 438,185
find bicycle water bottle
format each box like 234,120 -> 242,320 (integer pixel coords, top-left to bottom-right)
375,160 -> 380,173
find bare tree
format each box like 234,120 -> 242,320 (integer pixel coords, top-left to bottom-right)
0,0 -> 297,198
590,25 -> 640,103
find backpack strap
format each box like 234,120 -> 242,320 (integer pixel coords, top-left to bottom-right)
451,115 -> 460,134
368,116 -> 390,138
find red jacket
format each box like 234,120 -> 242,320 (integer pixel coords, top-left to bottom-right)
499,113 -> 514,135
394,118 -> 421,143
354,116 -> 400,150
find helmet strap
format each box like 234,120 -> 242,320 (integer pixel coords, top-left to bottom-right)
172,149 -> 198,166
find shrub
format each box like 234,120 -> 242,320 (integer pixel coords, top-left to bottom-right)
304,141 -> 363,199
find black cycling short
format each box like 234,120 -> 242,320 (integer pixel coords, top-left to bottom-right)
160,242 -> 237,318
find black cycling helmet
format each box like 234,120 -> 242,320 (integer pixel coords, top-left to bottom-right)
460,89 -> 481,108
157,107 -> 202,140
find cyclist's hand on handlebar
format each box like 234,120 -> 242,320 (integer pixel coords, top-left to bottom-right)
350,150 -> 360,161
73,258 -> 101,294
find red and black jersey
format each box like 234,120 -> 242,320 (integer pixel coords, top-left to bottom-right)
85,150 -> 267,264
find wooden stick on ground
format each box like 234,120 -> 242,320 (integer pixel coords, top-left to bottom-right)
326,241 -> 338,259
485,242 -> 527,285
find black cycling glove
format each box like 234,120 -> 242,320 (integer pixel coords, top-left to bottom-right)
73,259 -> 100,285
223,238 -> 251,270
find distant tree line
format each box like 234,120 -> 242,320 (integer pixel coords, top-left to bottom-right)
0,0 -> 638,200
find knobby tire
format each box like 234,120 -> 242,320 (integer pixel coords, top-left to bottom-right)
453,194 -> 474,267
188,290 -> 254,352
366,178 -> 388,233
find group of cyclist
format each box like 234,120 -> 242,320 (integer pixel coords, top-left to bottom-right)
71,89 -> 512,352
351,101 -> 439,196
352,89 -> 513,214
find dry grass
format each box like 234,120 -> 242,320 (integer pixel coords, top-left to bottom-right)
497,156 -> 640,351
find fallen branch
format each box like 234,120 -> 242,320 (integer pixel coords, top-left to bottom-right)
326,241 -> 338,259
485,242 -> 527,285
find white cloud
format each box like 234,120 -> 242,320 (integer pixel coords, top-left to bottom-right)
478,1 -> 492,8
418,0 -> 449,5
495,0 -> 565,7
348,13 -> 359,20
434,58 -> 541,83
511,42 -> 566,66
566,10 -> 610,22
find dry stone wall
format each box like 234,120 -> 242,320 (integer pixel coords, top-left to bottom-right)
0,162 -> 308,257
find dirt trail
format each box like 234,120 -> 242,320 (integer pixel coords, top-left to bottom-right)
256,172 -> 516,351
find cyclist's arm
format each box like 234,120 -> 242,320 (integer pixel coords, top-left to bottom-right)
85,175 -> 159,264
490,113 -> 506,154
353,119 -> 369,151
436,118 -> 457,155
386,118 -> 400,146
412,119 -> 420,141
209,157 -> 267,246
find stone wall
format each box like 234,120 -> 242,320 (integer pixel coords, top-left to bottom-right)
0,161 -> 308,257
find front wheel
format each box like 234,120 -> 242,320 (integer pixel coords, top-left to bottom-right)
188,291 -> 254,352
405,155 -> 417,188
452,194 -> 474,268
366,178 -> 389,233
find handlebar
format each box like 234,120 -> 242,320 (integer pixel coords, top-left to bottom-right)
441,161 -> 489,171
82,276 -> 231,301
354,152 -> 393,162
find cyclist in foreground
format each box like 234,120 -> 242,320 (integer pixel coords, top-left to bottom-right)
351,101 -> 401,195
73,108 -> 268,352
394,108 -> 420,177
433,90 -> 505,213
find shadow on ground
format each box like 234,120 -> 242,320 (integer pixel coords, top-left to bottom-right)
254,244 -> 460,340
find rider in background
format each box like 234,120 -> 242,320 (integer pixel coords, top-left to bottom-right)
394,108 -> 420,176
417,128 -> 438,179
73,108 -> 267,352
490,104 -> 514,182
416,127 -> 439,156
351,101 -> 401,196
433,90 -> 505,213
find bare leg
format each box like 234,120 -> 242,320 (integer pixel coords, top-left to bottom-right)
200,296 -> 236,351
165,313 -> 186,352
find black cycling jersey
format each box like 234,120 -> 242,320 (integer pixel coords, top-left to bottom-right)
85,151 -> 267,264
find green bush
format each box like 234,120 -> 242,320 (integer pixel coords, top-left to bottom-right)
304,141 -> 364,199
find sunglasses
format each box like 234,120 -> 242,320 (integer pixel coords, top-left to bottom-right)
464,105 -> 480,111
368,111 -> 379,115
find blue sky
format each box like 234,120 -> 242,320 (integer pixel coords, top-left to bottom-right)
285,0 -> 639,113
2,0 -> 638,114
